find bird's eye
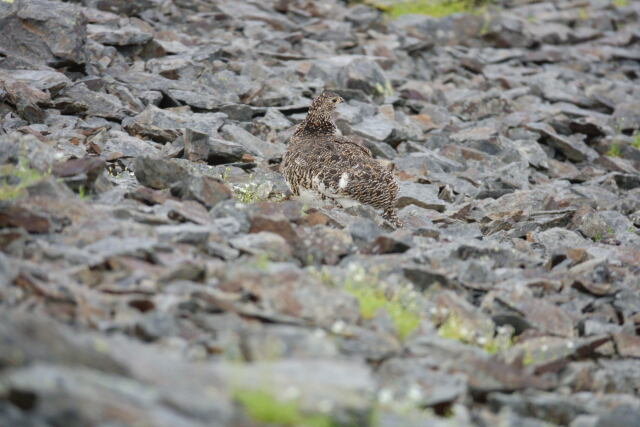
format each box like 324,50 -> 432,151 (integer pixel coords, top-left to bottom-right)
332,98 -> 338,103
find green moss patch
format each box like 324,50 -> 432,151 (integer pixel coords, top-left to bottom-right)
370,0 -> 488,18
606,143 -> 622,157
437,313 -> 512,354
232,178 -> 285,204
234,389 -> 335,427
344,267 -> 421,341
0,158 -> 46,201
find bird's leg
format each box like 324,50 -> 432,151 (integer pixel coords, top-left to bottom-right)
319,193 -> 344,209
383,208 -> 403,228
327,196 -> 345,209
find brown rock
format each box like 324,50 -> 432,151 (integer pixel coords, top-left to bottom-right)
0,205 -> 50,233
614,333 -> 640,358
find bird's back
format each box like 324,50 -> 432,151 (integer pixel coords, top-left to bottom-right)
283,135 -> 398,210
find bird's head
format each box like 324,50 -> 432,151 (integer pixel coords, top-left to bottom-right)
308,91 -> 344,116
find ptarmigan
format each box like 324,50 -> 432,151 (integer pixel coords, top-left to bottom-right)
281,91 -> 402,228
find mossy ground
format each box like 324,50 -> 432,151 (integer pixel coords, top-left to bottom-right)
343,266 -> 421,341
368,0 -> 489,18
234,389 -> 336,427
0,158 -> 46,201
437,312 -> 513,354
232,176 -> 285,204
606,143 -> 622,157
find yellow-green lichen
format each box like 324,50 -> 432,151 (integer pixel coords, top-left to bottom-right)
233,389 -> 335,427
606,143 -> 622,157
374,80 -> 394,97
577,7 -> 589,20
0,158 -> 46,201
232,177 -> 285,204
220,167 -> 231,183
437,313 -> 513,354
369,0 -> 488,18
253,253 -> 271,271
343,266 -> 421,341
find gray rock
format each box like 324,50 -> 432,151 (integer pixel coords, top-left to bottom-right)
99,130 -> 162,158
166,87 -> 225,110
613,174 -> 640,190
526,122 -> 598,162
377,358 -> 468,407
298,226 -> 354,265
172,175 -> 232,208
393,13 -> 484,45
531,74 -> 596,108
0,312 -> 127,373
352,115 -> 395,142
228,232 -> 292,262
492,290 -> 575,337
337,58 -> 389,96
256,108 -> 292,131
88,22 -> 153,46
156,223 -> 213,245
183,129 -> 246,164
448,89 -> 509,122
535,227 -> 590,253
81,0 -> 156,15
574,210 -> 640,246
394,152 -> 465,176
612,102 -> 640,132
220,123 -> 284,159
488,392 -> 588,425
241,324 -> 339,360
205,241 -> 240,260
134,156 -> 189,190
135,311 -> 179,341
397,182 -> 446,212
596,406 -> 640,427
124,106 -> 227,143
0,0 -> 87,66
2,69 -> 71,94
55,83 -> 131,120
0,253 -> 16,291
200,70 -> 256,103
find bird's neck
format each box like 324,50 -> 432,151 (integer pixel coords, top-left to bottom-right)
293,112 -> 337,138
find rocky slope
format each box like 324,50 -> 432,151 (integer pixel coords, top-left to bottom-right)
1,0 -> 640,425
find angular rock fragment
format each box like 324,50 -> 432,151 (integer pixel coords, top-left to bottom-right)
229,232 -> 292,262
124,106 -> 226,144
88,22 -> 153,46
526,122 -> 598,162
397,182 -> 446,212
134,156 -> 189,190
172,175 -> 232,208
0,205 -> 50,233
0,0 -> 87,66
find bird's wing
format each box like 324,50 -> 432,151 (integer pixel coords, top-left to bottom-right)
300,140 -> 396,208
328,135 -> 373,157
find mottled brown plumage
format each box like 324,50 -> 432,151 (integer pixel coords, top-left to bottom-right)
282,91 -> 402,227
